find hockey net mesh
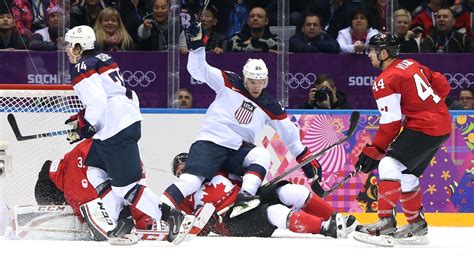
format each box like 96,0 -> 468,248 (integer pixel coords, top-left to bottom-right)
0,85 -> 83,207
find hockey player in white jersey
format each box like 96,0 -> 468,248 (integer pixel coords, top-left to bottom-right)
64,25 -> 192,243
161,20 -> 322,218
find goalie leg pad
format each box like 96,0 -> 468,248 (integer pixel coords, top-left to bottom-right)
80,198 -> 116,241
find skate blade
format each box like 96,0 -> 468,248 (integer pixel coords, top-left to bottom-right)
172,214 -> 196,245
394,235 -> 429,245
353,232 -> 395,247
108,233 -> 139,245
229,199 -> 260,218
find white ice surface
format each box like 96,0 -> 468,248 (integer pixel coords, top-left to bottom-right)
1,228 -> 473,266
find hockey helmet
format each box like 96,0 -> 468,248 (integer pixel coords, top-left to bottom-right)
366,32 -> 400,58
242,58 -> 268,87
172,153 -> 188,177
65,25 -> 96,51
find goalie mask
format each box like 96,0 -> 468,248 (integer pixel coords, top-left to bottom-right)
65,25 -> 95,51
242,58 -> 268,88
172,153 -> 188,177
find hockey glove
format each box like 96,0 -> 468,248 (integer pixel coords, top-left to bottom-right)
184,21 -> 205,50
356,144 -> 385,173
296,147 -> 322,180
65,109 -> 96,144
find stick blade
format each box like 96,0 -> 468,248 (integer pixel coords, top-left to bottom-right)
7,113 -> 37,141
346,111 -> 360,137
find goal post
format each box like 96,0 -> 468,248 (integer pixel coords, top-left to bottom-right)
0,84 -> 83,208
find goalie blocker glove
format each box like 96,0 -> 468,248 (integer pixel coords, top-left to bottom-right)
356,144 -> 385,173
296,147 -> 322,180
65,109 -> 96,144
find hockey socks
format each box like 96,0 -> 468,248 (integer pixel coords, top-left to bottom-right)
400,186 -> 423,223
302,193 -> 335,220
377,180 -> 401,218
288,210 -> 323,234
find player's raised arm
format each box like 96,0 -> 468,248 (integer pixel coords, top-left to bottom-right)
185,21 -> 226,93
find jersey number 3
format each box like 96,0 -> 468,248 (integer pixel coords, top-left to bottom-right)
413,73 -> 441,103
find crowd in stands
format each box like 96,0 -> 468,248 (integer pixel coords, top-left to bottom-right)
1,0 -> 473,53
0,0 -> 473,110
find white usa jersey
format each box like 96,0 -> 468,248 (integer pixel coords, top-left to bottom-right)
70,53 -> 143,140
187,47 -> 305,156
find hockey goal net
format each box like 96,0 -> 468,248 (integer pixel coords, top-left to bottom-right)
0,84 -> 83,208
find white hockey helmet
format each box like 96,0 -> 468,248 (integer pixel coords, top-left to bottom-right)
242,58 -> 268,87
65,25 -> 96,51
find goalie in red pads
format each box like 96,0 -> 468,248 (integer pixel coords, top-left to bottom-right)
354,32 -> 451,246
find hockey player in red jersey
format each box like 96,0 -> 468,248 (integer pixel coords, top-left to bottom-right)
172,152 -> 357,238
354,32 -> 451,245
34,138 -> 158,240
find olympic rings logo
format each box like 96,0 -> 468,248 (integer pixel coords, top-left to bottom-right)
284,73 -> 317,90
443,73 -> 474,90
122,71 -> 157,87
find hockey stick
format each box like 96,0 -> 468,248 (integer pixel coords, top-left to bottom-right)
320,165 -> 361,198
198,0 -> 211,22
229,112 -> 360,218
7,113 -> 72,141
263,111 -> 360,189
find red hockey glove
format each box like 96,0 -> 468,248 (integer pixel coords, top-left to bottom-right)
64,109 -> 96,144
356,144 -> 385,173
296,147 -> 322,180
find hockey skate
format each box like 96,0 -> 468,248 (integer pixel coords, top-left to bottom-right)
166,207 -> 195,245
393,218 -> 429,245
229,191 -> 261,218
345,214 -> 358,235
353,216 -> 397,247
320,213 -> 348,238
107,210 -> 139,245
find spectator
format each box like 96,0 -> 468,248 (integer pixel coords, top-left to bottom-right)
459,87 -> 474,109
228,6 -> 280,52
10,0 -> 59,39
226,0 -> 248,38
94,7 -> 135,51
305,0 -> 357,39
70,0 -> 106,28
393,9 -> 420,53
412,0 -> 447,39
137,0 -> 169,51
336,8 -> 379,54
175,88 -> 193,108
27,5 -> 65,51
289,13 -> 340,53
454,0 -> 474,39
179,4 -> 226,54
299,74 -> 350,109
421,7 -> 474,53
0,1 -> 27,50
116,0 -> 151,43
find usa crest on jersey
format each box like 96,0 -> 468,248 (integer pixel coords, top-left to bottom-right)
234,100 -> 256,124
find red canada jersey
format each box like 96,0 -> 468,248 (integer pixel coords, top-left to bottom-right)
370,58 -> 451,151
48,139 -> 98,218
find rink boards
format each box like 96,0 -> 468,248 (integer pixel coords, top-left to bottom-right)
1,110 -> 473,226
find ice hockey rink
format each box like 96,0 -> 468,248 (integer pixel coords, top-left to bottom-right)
1,227 -> 473,266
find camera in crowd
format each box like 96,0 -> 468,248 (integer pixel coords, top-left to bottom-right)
314,86 -> 331,102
